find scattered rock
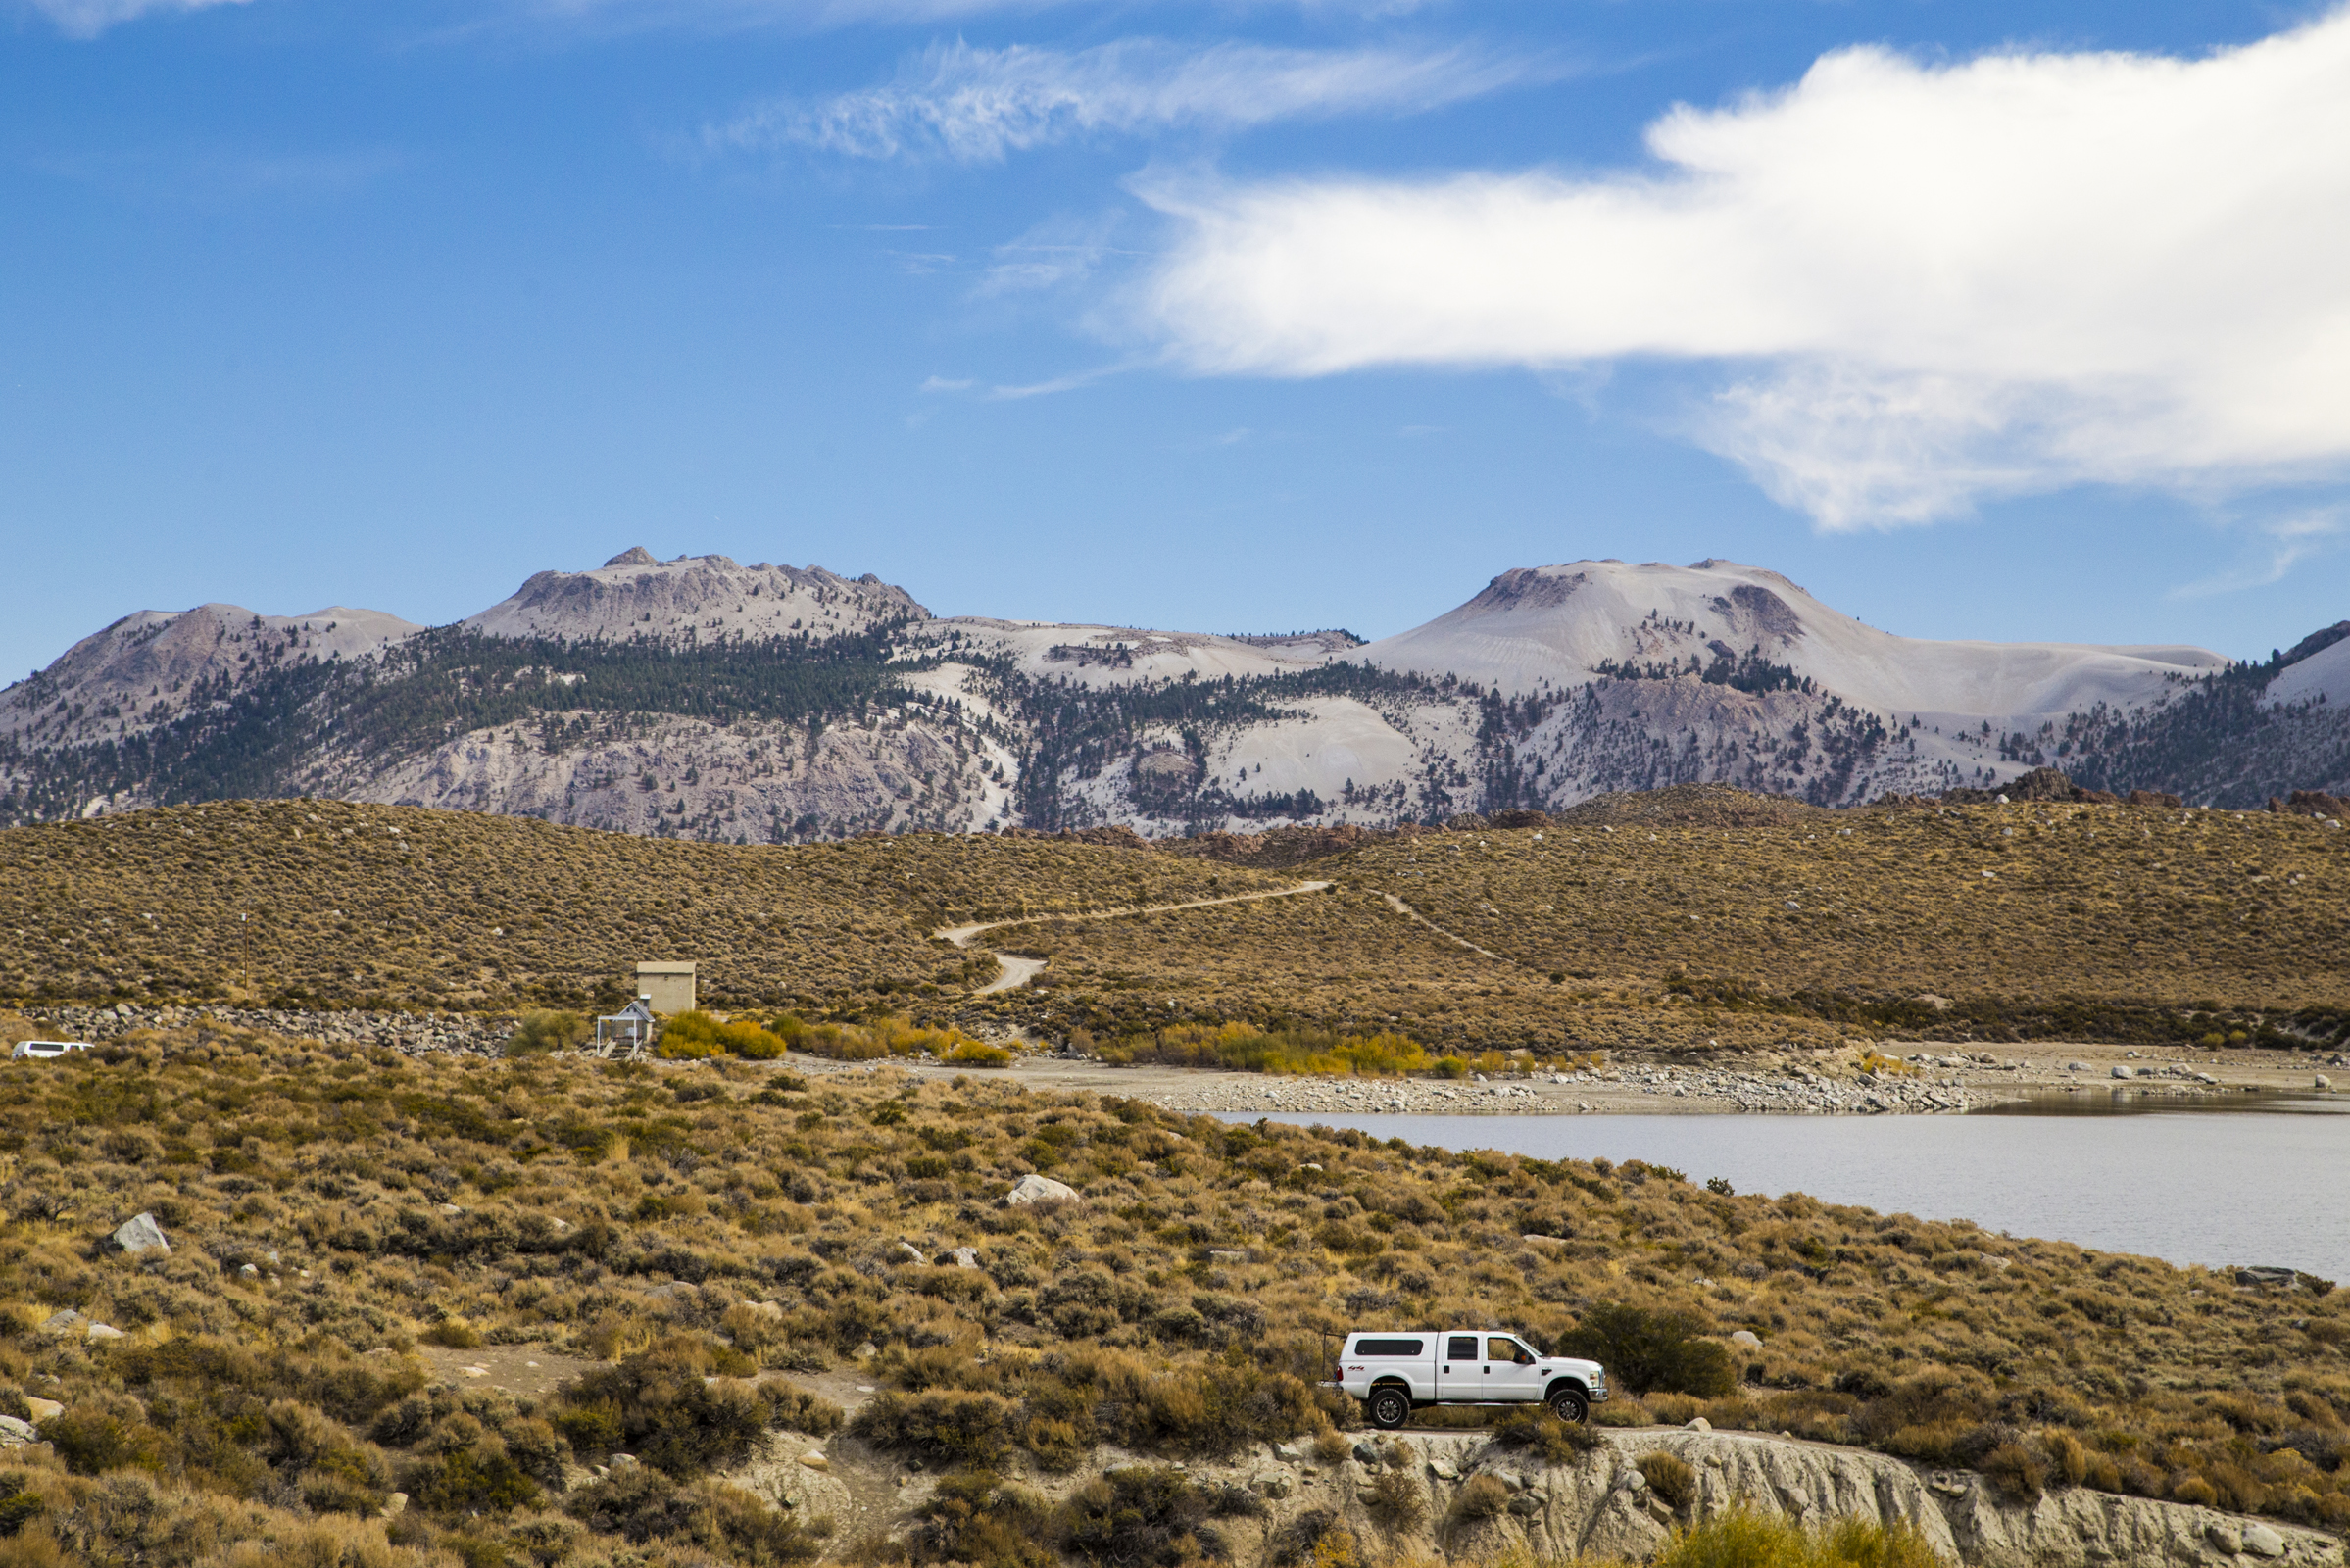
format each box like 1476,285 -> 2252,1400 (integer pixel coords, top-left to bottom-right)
1352,1442 -> 1379,1466
86,1322 -> 125,1343
1520,1234 -> 1569,1249
798,1451 -> 829,1471
896,1242 -> 928,1266
1004,1173 -> 1079,1206
382,1493 -> 409,1519
854,1342 -> 879,1361
1730,1330 -> 1762,1349
239,1263 -> 261,1278
1207,1250 -> 1247,1264
0,1416 -> 32,1445
2242,1522 -> 2286,1557
1427,1455 -> 1459,1480
2235,1266 -> 2297,1288
947,1248 -> 980,1269
2317,1075 -> 2332,1091
2206,1521 -> 2243,1554
37,1310 -> 85,1338
1622,1468 -> 1647,1492
2111,1065 -> 2137,1080
438,1203 -> 463,1216
2065,1061 -> 2091,1072
1687,1417 -> 1712,1433
108,1212 -> 171,1257
1273,1441 -> 1307,1463
24,1398 -> 61,1424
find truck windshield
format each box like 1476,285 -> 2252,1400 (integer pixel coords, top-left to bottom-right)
1487,1337 -> 1534,1364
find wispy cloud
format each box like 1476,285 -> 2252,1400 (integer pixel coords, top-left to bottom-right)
1132,9 -> 2350,529
28,0 -> 250,40
2170,513 -> 2346,600
986,361 -> 1132,399
523,0 -> 1447,40
710,36 -> 1553,162
977,212 -> 1130,295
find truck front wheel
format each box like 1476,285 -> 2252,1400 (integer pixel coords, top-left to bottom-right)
1367,1388 -> 1412,1430
1546,1388 -> 1589,1425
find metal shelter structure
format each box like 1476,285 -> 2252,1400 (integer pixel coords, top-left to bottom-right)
594,997 -> 657,1059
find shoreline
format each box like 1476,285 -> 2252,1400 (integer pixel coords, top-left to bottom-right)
799,1037 -> 2341,1118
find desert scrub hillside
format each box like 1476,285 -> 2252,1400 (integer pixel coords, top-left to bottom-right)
0,1028 -> 2345,1567
1311,800 -> 2348,1045
977,890 -> 1851,1054
0,800 -> 1291,1012
3,793 -> 2342,1054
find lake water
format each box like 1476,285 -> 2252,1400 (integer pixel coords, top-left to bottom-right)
1239,1092 -> 2350,1284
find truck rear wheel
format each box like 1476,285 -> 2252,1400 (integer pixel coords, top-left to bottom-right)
1367,1387 -> 1412,1430
1547,1388 -> 1589,1425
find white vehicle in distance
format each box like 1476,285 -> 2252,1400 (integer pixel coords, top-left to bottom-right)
1336,1329 -> 1609,1429
10,1040 -> 93,1061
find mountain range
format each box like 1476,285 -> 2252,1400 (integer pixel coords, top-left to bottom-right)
4,549 -> 2344,840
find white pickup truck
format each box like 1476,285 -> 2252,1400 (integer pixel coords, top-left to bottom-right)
1336,1329 -> 1608,1429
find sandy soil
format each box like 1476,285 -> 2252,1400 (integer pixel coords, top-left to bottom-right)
415,1342 -> 600,1398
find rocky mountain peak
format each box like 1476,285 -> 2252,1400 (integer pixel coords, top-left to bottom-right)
464,553 -> 929,645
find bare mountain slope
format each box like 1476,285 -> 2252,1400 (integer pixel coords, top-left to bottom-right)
1355,559 -> 2225,715
0,550 -> 2335,836
0,602 -> 422,758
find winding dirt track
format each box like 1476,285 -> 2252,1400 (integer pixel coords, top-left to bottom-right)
1371,890 -> 1510,962
933,881 -> 1333,995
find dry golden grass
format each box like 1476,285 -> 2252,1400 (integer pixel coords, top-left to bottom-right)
0,801 -> 1290,1013
0,1030 -> 2343,1567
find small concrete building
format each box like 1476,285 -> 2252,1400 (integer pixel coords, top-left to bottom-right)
634,960 -> 698,1015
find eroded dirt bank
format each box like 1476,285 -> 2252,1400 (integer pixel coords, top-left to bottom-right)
724,1421 -> 2342,1568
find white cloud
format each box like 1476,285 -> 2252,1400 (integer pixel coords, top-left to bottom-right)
29,0 -> 251,38
1134,11 -> 2350,527
713,37 -> 1547,162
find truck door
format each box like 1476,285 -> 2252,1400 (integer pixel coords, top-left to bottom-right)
1442,1335 -> 1480,1396
1485,1336 -> 1542,1401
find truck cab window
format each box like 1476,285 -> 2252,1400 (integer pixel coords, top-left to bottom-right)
1446,1336 -> 1479,1361
1488,1337 -> 1533,1365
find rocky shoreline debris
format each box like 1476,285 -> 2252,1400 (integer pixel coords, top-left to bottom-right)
22,1002 -> 513,1056
1133,1060 -> 2007,1117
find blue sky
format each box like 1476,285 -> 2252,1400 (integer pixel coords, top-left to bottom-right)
4,0 -> 2345,680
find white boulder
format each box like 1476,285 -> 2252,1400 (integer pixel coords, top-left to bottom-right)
1005,1173 -> 1078,1205
110,1211 -> 171,1257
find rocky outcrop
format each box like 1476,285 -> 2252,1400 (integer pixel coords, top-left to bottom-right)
462,552 -> 927,646
1170,1429 -> 2339,1568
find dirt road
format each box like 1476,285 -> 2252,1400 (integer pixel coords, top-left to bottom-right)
934,880 -> 1332,996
